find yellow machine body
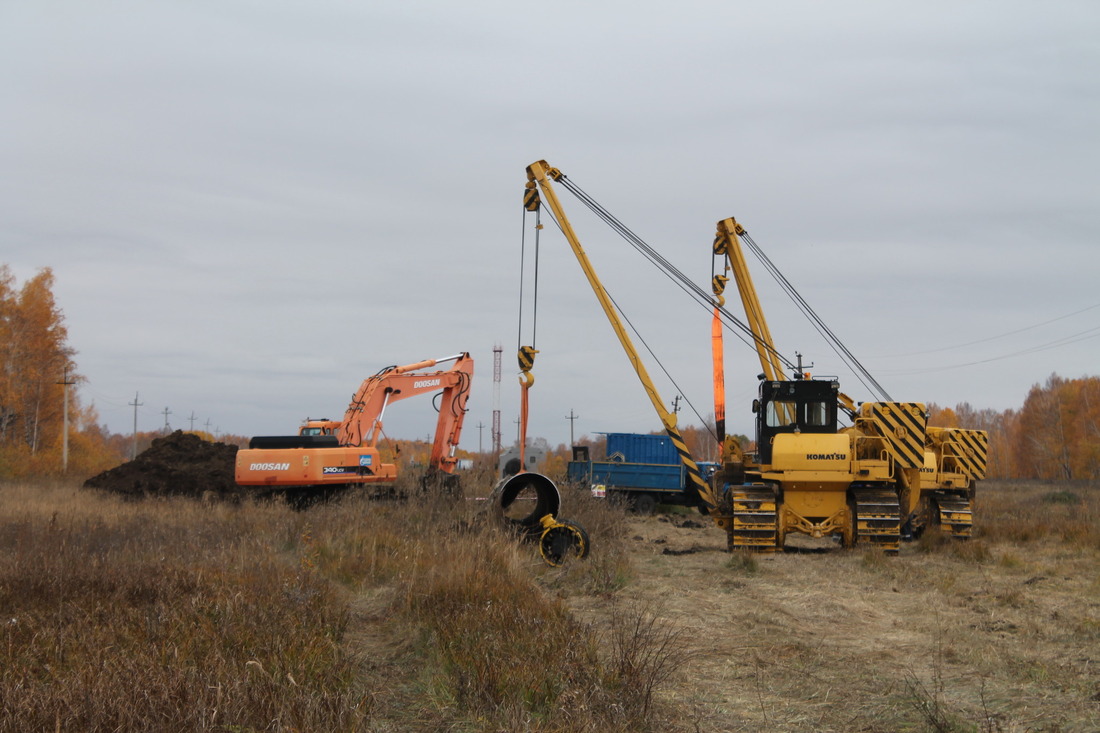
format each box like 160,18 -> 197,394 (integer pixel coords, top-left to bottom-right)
523,160 -> 988,554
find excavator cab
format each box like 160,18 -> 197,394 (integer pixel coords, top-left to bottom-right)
754,378 -> 840,464
299,419 -> 341,437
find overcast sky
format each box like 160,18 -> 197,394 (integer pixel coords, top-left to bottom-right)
3,1 -> 1098,453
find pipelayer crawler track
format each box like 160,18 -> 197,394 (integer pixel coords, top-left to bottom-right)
728,487 -> 780,551
725,486 -> 905,554
850,487 -> 902,554
929,492 -> 974,539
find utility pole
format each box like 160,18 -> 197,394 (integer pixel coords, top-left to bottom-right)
162,407 -> 172,433
57,368 -> 76,472
565,409 -> 579,448
671,395 -> 681,414
492,344 -> 502,455
204,418 -> 212,434
188,411 -> 197,431
476,421 -> 485,453
129,392 -> 143,460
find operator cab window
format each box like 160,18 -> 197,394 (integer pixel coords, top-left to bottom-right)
766,400 -> 798,428
765,399 -> 832,430
805,400 -> 830,427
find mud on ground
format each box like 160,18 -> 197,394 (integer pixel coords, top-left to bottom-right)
83,431 -> 239,500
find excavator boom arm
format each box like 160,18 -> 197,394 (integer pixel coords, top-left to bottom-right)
337,353 -> 473,472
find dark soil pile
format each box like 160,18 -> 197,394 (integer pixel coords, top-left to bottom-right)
83,430 -> 240,500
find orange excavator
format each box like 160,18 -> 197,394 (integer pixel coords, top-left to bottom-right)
235,352 -> 473,500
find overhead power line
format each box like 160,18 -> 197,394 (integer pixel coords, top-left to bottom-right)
877,324 -> 1100,376
877,302 -> 1100,359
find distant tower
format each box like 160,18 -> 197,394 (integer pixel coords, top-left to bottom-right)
492,344 -> 503,455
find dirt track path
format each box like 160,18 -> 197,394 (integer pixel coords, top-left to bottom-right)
567,515 -> 1100,732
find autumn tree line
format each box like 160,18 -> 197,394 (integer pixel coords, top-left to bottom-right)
928,374 -> 1100,481
0,266 -> 115,478
0,266 -> 240,479
1,265 -> 1097,482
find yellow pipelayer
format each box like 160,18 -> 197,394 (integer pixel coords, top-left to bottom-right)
526,160 -> 987,553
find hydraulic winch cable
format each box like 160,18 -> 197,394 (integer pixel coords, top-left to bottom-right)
517,205 -> 541,355
534,203 -> 718,437
555,175 -> 800,376
738,230 -> 893,402
554,171 -> 898,405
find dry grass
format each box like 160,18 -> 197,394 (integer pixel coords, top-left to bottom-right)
594,479 -> 1100,732
2,477 -> 1096,731
0,470 -> 682,732
0,482 -> 365,731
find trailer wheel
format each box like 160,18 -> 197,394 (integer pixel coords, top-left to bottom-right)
631,492 -> 657,515
539,519 -> 590,566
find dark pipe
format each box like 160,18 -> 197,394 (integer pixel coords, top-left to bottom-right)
492,472 -> 561,533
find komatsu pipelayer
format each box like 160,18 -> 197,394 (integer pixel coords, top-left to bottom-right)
523,160 -> 988,554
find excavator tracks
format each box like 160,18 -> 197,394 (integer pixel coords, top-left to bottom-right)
727,487 -> 780,552
851,488 -> 901,554
931,492 -> 973,539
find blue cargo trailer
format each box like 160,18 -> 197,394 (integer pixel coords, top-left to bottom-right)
605,432 -> 679,464
568,433 -> 718,513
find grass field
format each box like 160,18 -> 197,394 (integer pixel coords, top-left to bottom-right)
0,476 -> 1096,731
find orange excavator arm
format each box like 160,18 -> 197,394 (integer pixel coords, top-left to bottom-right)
336,352 -> 474,473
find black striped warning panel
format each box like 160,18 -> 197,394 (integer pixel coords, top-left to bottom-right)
950,428 -> 989,479
865,402 -> 926,468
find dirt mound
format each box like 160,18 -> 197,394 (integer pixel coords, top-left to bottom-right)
84,431 -> 239,500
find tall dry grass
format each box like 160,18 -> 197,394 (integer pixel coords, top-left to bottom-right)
977,480 -> 1099,547
0,481 -> 365,731
0,469 -> 684,732
912,479 -> 1100,560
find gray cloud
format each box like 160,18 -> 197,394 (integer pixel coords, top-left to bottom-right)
3,1 -> 1097,448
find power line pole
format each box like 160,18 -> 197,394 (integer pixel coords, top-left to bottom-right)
161,407 -> 172,433
565,409 -> 579,447
57,368 -> 76,472
129,392 -> 143,460
188,411 -> 197,431
492,344 -> 502,455
476,421 -> 485,453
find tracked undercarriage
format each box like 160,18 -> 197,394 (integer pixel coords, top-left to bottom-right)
913,491 -> 974,539
850,487 -> 902,554
726,486 -> 780,551
723,484 -> 903,553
